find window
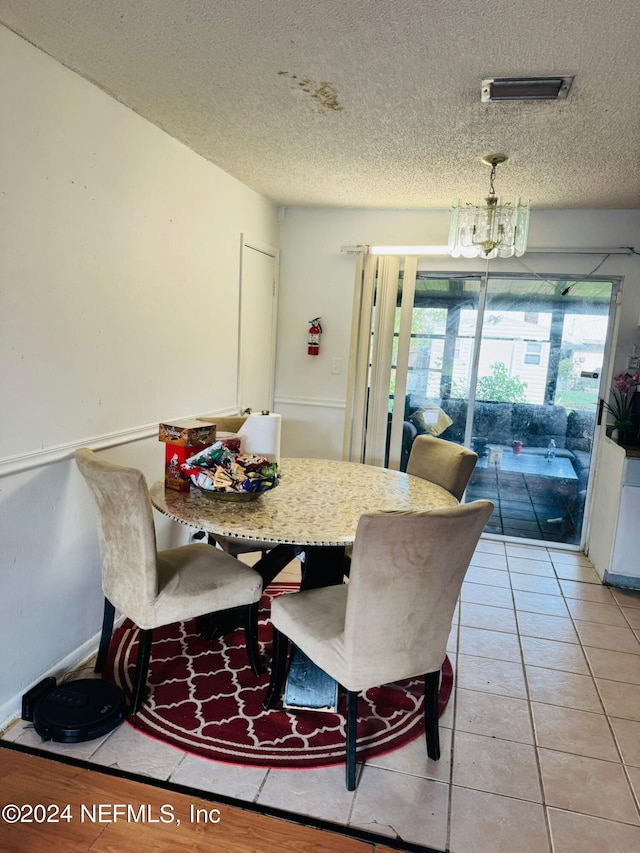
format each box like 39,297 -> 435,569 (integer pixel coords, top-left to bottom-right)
524,342 -> 542,365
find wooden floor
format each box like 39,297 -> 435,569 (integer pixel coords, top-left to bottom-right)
0,746 -> 409,853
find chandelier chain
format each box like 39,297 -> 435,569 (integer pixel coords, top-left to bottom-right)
488,162 -> 497,197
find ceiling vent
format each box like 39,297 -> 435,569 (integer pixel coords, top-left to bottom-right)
481,76 -> 574,102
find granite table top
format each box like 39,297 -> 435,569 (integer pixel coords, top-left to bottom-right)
150,457 -> 459,547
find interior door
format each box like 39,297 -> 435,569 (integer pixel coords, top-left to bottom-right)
238,238 -> 278,413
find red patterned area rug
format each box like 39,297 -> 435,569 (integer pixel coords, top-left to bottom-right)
104,583 -> 453,769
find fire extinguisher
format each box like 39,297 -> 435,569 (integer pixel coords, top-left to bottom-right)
308,317 -> 322,356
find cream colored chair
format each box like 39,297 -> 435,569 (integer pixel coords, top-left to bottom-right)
407,434 -> 478,500
76,448 -> 264,714
264,500 -> 494,790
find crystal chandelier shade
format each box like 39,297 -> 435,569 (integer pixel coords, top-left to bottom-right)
448,156 -> 530,259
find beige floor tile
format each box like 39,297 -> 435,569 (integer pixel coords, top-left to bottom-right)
447,623 -> 458,653
525,665 -> 603,713
257,763 -> 355,824
565,599 -> 628,627
458,625 -> 523,663
574,620 -> 640,654
475,538 -> 507,555
455,688 -> 533,743
365,725 -> 452,783
456,654 -> 527,699
610,717 -> 640,767
547,807 -> 640,853
548,550 -> 593,568
507,557 -> 557,577
89,721 -> 185,779
506,545 -> 551,562
628,765 -> 640,800
510,573 -> 562,595
470,551 -> 509,570
450,787 -> 550,853
531,702 -> 619,761
465,565 -> 511,587
623,607 -> 640,629
538,749 -> 639,824
521,636 -> 590,675
597,679 -> 640,722
553,564 -> 601,583
517,611 -> 579,643
349,767 -> 449,849
10,720 -> 115,760
440,672 -> 456,729
585,646 -> 640,685
461,582 -> 514,609
513,590 -> 569,617
170,753 -> 268,802
459,602 -> 518,634
610,587 -> 640,610
559,578 -> 616,604
0,719 -> 35,743
453,731 -> 542,801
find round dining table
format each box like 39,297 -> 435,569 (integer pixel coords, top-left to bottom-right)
150,457 -> 459,589
151,458 -> 459,708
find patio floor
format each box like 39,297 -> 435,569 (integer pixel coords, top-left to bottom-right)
466,463 -> 583,546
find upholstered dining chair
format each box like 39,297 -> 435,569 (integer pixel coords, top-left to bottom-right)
264,500 -> 494,790
76,448 -> 264,714
406,434 -> 478,500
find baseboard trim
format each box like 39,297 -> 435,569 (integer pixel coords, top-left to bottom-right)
604,572 -> 640,590
0,616 -> 125,731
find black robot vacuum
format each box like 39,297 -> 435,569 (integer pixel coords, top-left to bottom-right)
23,677 -> 127,743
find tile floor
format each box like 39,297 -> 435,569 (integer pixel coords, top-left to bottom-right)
3,541 -> 640,852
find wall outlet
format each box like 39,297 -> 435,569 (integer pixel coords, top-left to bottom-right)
628,355 -> 640,370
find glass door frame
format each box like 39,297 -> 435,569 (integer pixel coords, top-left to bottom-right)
344,254 -> 622,551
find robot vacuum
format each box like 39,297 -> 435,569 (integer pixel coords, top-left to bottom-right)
28,678 -> 127,743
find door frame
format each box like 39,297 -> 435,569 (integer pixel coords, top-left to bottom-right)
238,236 -> 279,413
345,256 -> 622,551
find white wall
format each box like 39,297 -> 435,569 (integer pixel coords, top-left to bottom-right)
0,28 -> 279,725
275,208 -> 640,460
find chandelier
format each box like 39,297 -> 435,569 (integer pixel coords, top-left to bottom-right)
448,155 -> 530,259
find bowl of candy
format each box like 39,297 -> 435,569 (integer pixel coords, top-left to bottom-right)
180,442 -> 278,501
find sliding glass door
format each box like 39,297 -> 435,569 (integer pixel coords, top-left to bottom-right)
349,258 -> 618,547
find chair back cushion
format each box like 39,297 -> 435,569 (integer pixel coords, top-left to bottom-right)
343,500 -> 494,690
406,435 -> 478,500
76,448 -> 158,616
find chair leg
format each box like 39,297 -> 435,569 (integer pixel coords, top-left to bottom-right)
424,669 -> 441,761
129,628 -> 153,715
346,690 -> 358,791
244,602 -> 263,676
94,598 -> 115,673
263,627 -> 289,710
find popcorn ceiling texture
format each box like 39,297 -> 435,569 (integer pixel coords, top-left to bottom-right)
1,0 -> 638,209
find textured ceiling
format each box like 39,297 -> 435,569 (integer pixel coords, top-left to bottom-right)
2,0 -> 639,209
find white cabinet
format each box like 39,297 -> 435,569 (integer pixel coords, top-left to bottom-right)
587,435 -> 640,589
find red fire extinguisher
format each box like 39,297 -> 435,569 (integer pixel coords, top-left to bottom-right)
308,317 -> 322,356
